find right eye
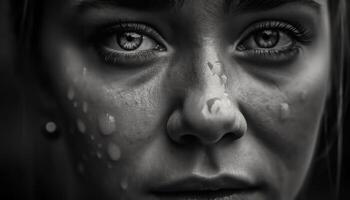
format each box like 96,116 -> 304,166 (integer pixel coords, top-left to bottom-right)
96,23 -> 167,65
107,31 -> 161,52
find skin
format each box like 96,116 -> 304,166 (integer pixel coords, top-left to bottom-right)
37,0 -> 330,199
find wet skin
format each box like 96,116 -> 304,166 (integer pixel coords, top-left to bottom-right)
40,0 -> 330,199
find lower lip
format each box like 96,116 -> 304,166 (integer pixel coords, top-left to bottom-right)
152,188 -> 257,200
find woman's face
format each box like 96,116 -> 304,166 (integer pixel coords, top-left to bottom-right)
40,0 -> 330,199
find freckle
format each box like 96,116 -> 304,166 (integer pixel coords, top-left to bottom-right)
77,119 -> 86,133
280,103 -> 290,121
98,113 -> 116,136
207,98 -> 221,113
67,87 -> 75,100
77,162 -> 85,174
107,143 -> 121,161
83,102 -> 89,113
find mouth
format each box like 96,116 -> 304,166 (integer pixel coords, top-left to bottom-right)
150,174 -> 261,200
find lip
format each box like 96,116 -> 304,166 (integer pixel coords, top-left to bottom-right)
150,174 -> 261,200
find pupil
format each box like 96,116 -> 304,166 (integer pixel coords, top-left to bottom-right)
255,30 -> 279,48
118,32 -> 143,51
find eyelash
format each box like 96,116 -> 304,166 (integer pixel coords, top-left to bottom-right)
93,22 -> 166,66
235,20 -> 313,63
92,20 -> 313,66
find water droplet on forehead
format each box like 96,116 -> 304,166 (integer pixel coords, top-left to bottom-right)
107,143 -> 121,161
67,87 -> 75,100
280,103 -> 290,121
77,119 -> 86,133
98,113 -> 117,136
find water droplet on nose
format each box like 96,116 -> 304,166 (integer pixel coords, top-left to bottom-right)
220,74 -> 228,85
83,102 -> 89,113
280,103 -> 290,121
77,119 -> 86,133
208,61 -> 223,76
98,113 -> 116,136
207,98 -> 221,114
67,87 -> 75,100
107,143 -> 121,161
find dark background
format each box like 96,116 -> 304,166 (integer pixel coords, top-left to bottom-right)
0,1 -> 349,199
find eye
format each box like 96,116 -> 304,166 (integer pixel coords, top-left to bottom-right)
96,23 -> 167,65
237,29 -> 293,51
235,21 -> 313,64
106,32 -> 160,52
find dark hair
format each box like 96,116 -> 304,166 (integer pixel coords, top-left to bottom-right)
10,0 -> 349,199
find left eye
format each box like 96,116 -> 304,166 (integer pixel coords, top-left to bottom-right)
105,31 -> 160,52
237,29 -> 294,51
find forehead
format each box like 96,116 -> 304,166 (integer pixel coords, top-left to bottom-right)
69,0 -> 328,12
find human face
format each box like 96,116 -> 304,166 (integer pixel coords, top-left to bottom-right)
40,0 -> 330,199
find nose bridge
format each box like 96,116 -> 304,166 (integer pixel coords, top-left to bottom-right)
166,40 -> 247,145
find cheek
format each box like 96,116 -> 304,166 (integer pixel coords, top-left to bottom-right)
47,44 -> 167,194
238,60 -> 329,194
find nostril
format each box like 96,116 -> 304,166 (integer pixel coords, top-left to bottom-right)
179,135 -> 199,145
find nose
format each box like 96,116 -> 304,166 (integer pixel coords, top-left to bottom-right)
166,45 -> 247,145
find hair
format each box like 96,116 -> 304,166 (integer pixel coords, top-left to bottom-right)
9,0 -> 349,199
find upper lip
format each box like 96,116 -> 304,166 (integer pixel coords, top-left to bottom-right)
151,174 -> 259,193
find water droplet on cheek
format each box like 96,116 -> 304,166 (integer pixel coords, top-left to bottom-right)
280,103 -> 290,121
67,87 -> 75,100
98,113 -> 116,136
83,102 -> 89,113
120,179 -> 128,190
96,151 -> 103,159
77,119 -> 86,133
107,143 -> 121,161
45,121 -> 57,133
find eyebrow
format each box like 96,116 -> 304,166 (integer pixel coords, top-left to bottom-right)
74,0 -> 185,12
224,0 -> 321,13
